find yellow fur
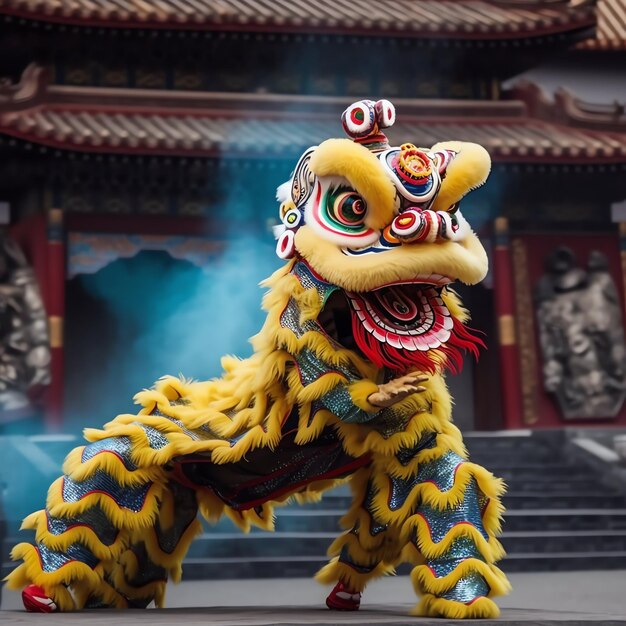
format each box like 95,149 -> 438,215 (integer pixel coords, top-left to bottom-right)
21,511 -> 130,561
414,594 -> 500,619
7,186 -> 506,612
316,556 -> 397,593
63,446 -> 166,486
411,558 -> 511,598
133,520 -> 204,582
6,544 -> 104,610
295,225 -> 488,292
309,139 -> 397,230
348,380 -> 381,413
109,552 -> 167,607
71,574 -> 128,610
429,141 -> 491,213
45,476 -> 164,531
409,515 -> 506,562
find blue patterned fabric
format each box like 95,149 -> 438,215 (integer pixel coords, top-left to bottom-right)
416,450 -> 465,491
38,542 -> 99,573
417,480 -> 489,544
417,472 -> 491,604
339,545 -> 377,573
46,507 -> 119,546
442,570 -> 489,603
62,471 -> 153,513
293,348 -> 380,424
81,437 -> 138,471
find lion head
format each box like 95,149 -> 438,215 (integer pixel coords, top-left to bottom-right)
273,100 -> 489,375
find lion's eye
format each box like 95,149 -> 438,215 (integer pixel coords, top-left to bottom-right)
326,189 -> 367,230
331,192 -> 367,226
305,179 -> 378,247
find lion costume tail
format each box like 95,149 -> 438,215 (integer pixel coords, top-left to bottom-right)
4,373 -> 356,609
6,348 -> 510,617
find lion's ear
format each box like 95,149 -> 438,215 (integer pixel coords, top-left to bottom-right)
429,142 -> 491,213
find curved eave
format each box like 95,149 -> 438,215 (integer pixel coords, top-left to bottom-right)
577,39 -> 626,51
1,114 -> 625,165
0,6 -> 596,41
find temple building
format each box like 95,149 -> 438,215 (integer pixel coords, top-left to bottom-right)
0,0 -> 625,433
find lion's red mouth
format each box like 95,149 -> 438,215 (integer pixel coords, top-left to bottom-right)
346,279 -> 453,352
344,278 -> 482,373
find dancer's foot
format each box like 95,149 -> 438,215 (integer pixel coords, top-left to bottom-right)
326,581 -> 361,611
22,585 -> 58,612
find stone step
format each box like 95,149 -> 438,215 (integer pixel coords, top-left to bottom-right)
471,463 -> 591,476
465,434 -> 553,447
470,454 -> 569,466
180,529 -> 626,560
502,493 -> 626,509
4,545 -> 626,582
178,550 -> 626,580
502,509 -> 626,531
9,522 -> 626,563
499,479 -> 616,492
502,529 -> 626,553
292,491 -> 626,511
499,550 -> 626,573
196,507 -> 626,534
6,505 -> 626,547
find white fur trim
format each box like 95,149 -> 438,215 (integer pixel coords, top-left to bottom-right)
276,181 -> 292,203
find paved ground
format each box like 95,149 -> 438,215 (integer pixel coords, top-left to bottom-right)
1,571 -> 625,624
1,607 -> 625,625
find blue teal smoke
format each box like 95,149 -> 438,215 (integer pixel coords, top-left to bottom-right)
64,232 -> 281,430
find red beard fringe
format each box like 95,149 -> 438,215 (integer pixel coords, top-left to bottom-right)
350,312 -> 484,375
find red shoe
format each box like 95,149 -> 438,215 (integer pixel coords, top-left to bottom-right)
22,585 -> 58,612
326,581 -> 361,611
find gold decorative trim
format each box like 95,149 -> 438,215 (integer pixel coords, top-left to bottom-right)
511,238 -> 539,425
49,316 -> 63,349
498,314 -> 516,346
48,208 -> 63,226
494,216 -> 509,236
622,250 -> 626,316
621,223 -> 626,316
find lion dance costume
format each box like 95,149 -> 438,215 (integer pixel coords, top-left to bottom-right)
7,99 -> 510,618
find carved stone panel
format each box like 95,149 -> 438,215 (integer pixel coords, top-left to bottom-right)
535,246 -> 626,420
0,233 -> 51,416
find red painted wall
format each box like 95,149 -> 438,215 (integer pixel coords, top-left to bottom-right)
10,213 -> 49,307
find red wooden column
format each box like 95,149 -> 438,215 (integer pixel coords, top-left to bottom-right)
621,223 -> 626,316
46,208 -> 65,429
492,217 -> 523,429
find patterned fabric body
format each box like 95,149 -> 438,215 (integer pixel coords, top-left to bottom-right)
6,261 -> 509,617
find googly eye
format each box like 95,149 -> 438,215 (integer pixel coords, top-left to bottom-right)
379,147 -> 440,204
282,207 -> 303,229
375,99 -> 396,129
279,200 -> 295,221
341,100 -> 377,138
396,148 -> 432,184
329,192 -> 367,228
390,208 -> 425,240
275,229 -> 296,259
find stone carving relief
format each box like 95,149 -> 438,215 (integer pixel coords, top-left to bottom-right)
535,246 -> 626,419
0,233 -> 51,416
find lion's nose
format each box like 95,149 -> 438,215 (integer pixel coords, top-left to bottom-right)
389,208 -> 461,244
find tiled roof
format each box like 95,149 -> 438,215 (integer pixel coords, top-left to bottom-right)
579,0 -> 626,50
0,0 -> 596,39
1,65 -> 625,163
